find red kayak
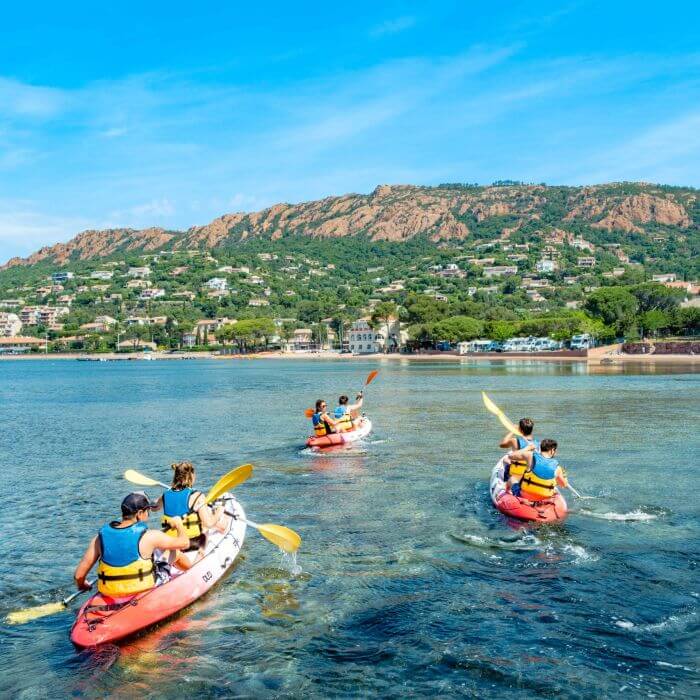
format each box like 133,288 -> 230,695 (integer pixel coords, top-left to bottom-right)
306,417 -> 372,449
70,494 -> 246,648
490,458 -> 567,523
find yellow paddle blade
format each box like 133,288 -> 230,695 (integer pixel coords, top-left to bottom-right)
206,464 -> 254,503
365,370 -> 379,386
256,523 -> 301,553
481,392 -> 522,436
6,601 -> 66,625
123,469 -> 163,487
304,408 -> 314,418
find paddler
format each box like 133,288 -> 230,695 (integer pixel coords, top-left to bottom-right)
153,461 -> 226,569
334,393 -> 364,431
506,439 -> 568,503
311,399 -> 339,437
74,492 -> 190,596
500,417 -> 539,481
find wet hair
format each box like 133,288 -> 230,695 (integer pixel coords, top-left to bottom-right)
171,461 -> 195,489
519,418 -> 534,436
338,395 -> 349,405
540,439 -> 558,453
315,399 -> 325,412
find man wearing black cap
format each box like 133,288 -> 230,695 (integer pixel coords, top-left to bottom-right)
74,492 -> 190,597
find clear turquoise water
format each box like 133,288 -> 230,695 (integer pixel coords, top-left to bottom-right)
0,358 -> 698,698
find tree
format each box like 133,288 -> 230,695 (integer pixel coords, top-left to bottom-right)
584,287 -> 638,336
371,301 -> 398,353
640,309 -> 669,338
402,294 -> 449,324
631,283 -> 681,314
484,319 -> 518,341
427,316 -> 483,343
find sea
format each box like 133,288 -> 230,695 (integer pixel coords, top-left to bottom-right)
0,358 -> 698,698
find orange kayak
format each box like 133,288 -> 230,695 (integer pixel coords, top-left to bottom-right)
306,417 -> 372,449
70,494 -> 246,648
489,458 -> 567,523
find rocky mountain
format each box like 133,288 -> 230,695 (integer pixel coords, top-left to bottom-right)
3,182 -> 698,269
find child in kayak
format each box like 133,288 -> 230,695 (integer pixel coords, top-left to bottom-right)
153,461 -> 226,570
74,492 -> 190,596
506,439 -> 568,503
312,399 -> 339,436
500,418 -> 539,481
334,393 -> 364,431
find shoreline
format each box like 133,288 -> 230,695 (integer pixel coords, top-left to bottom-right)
1,350 -> 698,366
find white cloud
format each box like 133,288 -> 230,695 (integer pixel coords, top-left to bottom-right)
0,78 -> 69,118
100,127 -> 128,138
369,16 -> 417,38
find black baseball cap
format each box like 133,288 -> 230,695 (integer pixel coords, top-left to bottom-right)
121,491 -> 158,515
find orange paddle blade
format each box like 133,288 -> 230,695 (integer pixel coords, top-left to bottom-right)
365,370 -> 379,386
304,408 -> 315,418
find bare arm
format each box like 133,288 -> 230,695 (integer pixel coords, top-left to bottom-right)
499,432 -> 517,449
348,393 -> 364,412
509,445 -> 535,463
152,495 -> 163,512
556,467 -> 569,488
142,518 -> 190,554
74,536 -> 100,590
192,493 -> 223,529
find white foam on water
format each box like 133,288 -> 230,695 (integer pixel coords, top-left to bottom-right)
614,611 -> 697,634
452,532 -> 542,551
581,509 -> 658,522
560,543 -> 599,564
656,661 -> 696,672
281,550 -> 303,576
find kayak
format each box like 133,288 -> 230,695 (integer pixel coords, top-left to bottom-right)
70,493 -> 246,648
489,457 -> 568,523
306,417 -> 373,449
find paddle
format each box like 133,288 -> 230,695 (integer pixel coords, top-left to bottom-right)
124,467 -> 301,553
304,370 -> 379,418
481,391 -> 592,500
6,580 -> 95,625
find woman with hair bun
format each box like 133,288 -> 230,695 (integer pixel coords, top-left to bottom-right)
154,461 -> 225,569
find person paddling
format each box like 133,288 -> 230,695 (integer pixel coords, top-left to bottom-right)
153,461 -> 226,569
74,492 -> 189,596
312,399 -> 339,437
334,393 -> 364,431
500,417 -> 539,481
506,439 -> 568,503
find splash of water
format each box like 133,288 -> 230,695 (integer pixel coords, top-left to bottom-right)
581,509 -> 658,522
281,550 -> 303,576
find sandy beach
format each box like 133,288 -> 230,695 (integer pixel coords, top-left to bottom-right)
2,348 -> 698,366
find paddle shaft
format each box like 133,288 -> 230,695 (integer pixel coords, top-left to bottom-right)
66,580 -> 95,605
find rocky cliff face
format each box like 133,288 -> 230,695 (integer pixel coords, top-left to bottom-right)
3,183 -> 696,268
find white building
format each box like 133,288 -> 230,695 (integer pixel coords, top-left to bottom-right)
205,277 -> 228,291
577,257 -> 596,268
483,265 -> 518,278
536,259 -> 557,274
51,271 -> 74,284
139,288 -> 165,300
0,312 -> 22,337
652,273 -> 676,283
91,270 -> 114,280
128,266 -> 151,278
348,318 -> 406,355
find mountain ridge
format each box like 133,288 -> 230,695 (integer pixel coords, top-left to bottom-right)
3,182 -> 698,269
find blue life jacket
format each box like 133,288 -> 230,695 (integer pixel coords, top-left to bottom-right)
163,487 -> 194,517
520,452 -> 560,499
516,435 -> 540,451
334,406 -> 347,418
98,521 -> 148,567
334,404 -> 353,430
312,412 -> 322,426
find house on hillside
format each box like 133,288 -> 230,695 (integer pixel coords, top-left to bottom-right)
0,312 -> 22,337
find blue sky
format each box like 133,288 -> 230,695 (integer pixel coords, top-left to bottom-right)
1,0 -> 699,261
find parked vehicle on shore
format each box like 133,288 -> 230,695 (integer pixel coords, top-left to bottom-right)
570,333 -> 595,350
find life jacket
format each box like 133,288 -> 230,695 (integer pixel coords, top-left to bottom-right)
508,435 -> 540,477
312,412 -> 332,437
97,521 -> 155,596
520,452 -> 559,501
334,405 -> 353,431
161,487 -> 203,539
